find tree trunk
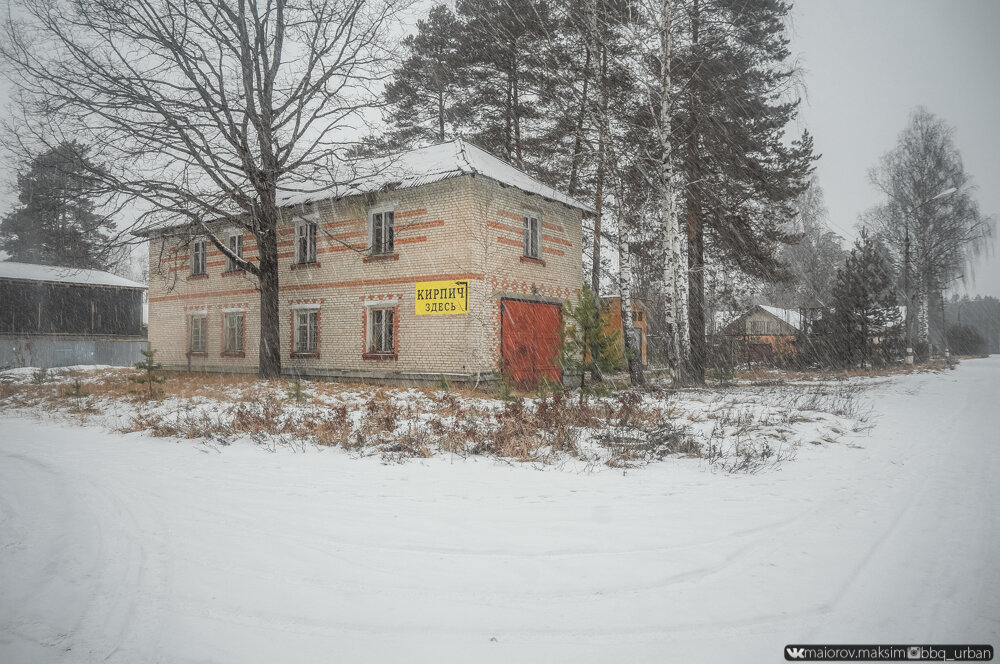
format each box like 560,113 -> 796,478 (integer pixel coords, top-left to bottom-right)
659,0 -> 683,381
504,75 -> 513,161
256,219 -> 282,379
438,88 -> 445,141
590,29 -> 608,296
684,0 -> 706,385
567,46 -> 591,199
620,240 -> 645,387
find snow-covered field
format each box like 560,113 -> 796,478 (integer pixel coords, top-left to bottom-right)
1,359 -> 998,663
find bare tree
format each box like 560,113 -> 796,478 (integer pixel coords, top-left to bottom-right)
0,0 -> 401,377
866,107 -> 993,355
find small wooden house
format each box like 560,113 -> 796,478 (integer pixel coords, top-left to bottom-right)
718,305 -> 802,363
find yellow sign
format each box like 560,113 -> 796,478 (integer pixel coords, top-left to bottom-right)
415,280 -> 470,315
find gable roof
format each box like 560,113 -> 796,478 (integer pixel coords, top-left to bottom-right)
277,139 -> 595,213
0,261 -> 146,289
718,305 -> 803,335
759,306 -> 802,332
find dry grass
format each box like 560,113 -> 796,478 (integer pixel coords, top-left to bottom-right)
0,366 -> 871,471
734,359 -> 954,384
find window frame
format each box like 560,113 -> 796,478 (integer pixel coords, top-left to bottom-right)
190,238 -> 207,276
296,218 -> 318,265
523,213 -> 540,259
226,231 -> 244,272
222,310 -> 245,356
188,313 -> 207,355
367,306 -> 395,356
292,308 -> 319,356
369,208 -> 395,256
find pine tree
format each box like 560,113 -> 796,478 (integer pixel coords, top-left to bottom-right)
130,348 -> 167,400
559,285 -> 622,402
829,230 -> 902,368
0,141 -> 116,270
674,0 -> 817,383
383,4 -> 464,146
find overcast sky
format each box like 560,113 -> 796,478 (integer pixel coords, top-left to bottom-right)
789,0 -> 1000,298
0,0 -> 997,297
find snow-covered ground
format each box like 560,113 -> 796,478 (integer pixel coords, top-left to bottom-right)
1,359 -> 998,663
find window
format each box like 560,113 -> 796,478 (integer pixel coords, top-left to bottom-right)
296,220 -> 317,264
523,214 -> 540,258
189,314 -> 207,353
368,308 -> 394,354
191,239 -> 207,275
224,312 -> 244,354
226,232 -> 243,272
371,210 -> 394,255
749,320 -> 767,335
294,309 -> 319,354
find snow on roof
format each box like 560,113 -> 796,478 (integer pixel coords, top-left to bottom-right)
277,139 -> 595,214
760,306 -> 802,331
0,261 -> 146,289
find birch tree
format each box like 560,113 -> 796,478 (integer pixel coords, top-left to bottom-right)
866,107 -> 993,353
0,0 -> 400,378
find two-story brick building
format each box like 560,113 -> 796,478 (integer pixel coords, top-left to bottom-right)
145,139 -> 590,387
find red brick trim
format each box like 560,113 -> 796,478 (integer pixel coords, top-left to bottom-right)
542,234 -> 573,247
542,247 -> 565,256
363,253 -> 399,263
395,236 -> 427,246
290,261 -> 321,270
221,269 -> 245,277
149,273 -> 485,303
187,273 -> 209,281
497,209 -> 523,222
541,221 -> 564,233
323,217 -> 364,230
488,220 -> 522,236
520,256 -> 546,266
362,353 -> 398,361
396,219 -> 443,232
497,236 -> 523,248
394,208 -> 428,219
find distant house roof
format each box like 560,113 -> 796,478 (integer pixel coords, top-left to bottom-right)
717,305 -> 803,336
0,261 -> 146,290
278,139 -> 595,213
759,306 -> 802,332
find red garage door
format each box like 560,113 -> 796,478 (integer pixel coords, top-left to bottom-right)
501,299 -> 563,390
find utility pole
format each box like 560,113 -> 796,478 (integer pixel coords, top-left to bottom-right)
904,220 -> 913,364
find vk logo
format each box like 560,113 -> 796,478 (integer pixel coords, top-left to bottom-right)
786,647 -> 807,660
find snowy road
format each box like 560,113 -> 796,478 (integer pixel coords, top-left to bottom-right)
1,360 -> 998,663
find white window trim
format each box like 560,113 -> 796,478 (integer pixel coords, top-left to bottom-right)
188,313 -> 207,353
369,203 -> 397,255
225,229 -> 244,271
367,306 -> 395,354
190,237 -> 207,275
293,308 -> 319,354
295,215 -> 318,264
522,212 -> 540,259
223,311 -> 244,353
363,298 -> 397,307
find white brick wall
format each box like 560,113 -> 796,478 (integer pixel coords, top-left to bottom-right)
147,175 -> 584,380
